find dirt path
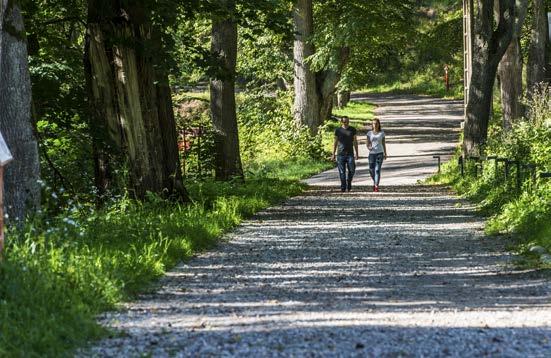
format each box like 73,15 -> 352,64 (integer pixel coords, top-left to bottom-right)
81,95 -> 551,357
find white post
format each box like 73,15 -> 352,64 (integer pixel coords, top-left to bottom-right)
0,167 -> 4,257
0,133 -> 13,257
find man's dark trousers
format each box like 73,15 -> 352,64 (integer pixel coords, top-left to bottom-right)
337,154 -> 355,191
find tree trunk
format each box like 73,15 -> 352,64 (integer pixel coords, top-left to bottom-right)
463,0 -> 527,156
293,0 -> 319,135
316,47 -> 350,125
84,0 -> 188,201
156,77 -> 188,198
527,0 -> 548,95
337,90 -> 351,108
464,60 -> 497,155
210,1 -> 243,180
497,37 -> 523,129
0,0 -> 40,221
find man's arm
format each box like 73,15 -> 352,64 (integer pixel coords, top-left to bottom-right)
353,135 -> 359,160
331,136 -> 338,161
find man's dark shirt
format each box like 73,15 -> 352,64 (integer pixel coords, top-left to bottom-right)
335,126 -> 357,156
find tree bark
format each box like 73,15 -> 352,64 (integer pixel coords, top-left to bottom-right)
210,0 -> 243,180
156,77 -> 188,197
293,0 -> 319,135
0,0 -> 40,221
463,0 -> 527,156
497,37 -> 523,129
527,0 -> 548,95
337,90 -> 351,108
315,47 -> 350,125
84,0 -> 188,200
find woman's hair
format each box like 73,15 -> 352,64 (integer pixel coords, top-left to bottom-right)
372,118 -> 382,131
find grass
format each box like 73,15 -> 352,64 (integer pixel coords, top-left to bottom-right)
332,101 -> 376,127
363,68 -> 464,100
0,157 -> 334,357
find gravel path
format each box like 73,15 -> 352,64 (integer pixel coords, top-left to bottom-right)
81,95 -> 551,357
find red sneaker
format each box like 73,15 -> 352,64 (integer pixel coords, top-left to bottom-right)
374,185 -> 379,192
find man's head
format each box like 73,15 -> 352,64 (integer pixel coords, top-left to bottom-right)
340,116 -> 350,127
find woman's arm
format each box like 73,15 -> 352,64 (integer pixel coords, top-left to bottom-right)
383,137 -> 388,160
366,132 -> 372,150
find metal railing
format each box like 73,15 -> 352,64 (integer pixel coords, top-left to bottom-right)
458,154 -> 550,192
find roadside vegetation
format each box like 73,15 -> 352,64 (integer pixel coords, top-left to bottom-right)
384,1 -> 551,267
428,88 -> 551,266
0,90 -> 338,356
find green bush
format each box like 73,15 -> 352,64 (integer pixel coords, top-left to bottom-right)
363,5 -> 464,99
173,90 -> 327,179
238,90 -> 325,168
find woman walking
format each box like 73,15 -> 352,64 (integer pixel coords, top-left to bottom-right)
366,118 -> 387,192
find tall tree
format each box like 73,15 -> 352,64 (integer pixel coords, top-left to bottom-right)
463,0 -> 527,156
84,0 -> 188,200
526,0 -> 548,95
293,0 -> 319,135
210,0 -> 243,180
497,37 -> 523,129
294,0 -> 413,134
0,0 -> 41,221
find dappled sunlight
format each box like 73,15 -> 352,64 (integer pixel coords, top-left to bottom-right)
96,185 -> 551,346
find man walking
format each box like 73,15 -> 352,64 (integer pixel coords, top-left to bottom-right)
331,116 -> 359,192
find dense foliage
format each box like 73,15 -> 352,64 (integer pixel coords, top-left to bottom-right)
364,1 -> 464,98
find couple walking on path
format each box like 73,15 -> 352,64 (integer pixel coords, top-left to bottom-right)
331,116 -> 387,192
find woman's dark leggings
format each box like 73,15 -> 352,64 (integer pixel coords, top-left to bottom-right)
368,153 -> 384,186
